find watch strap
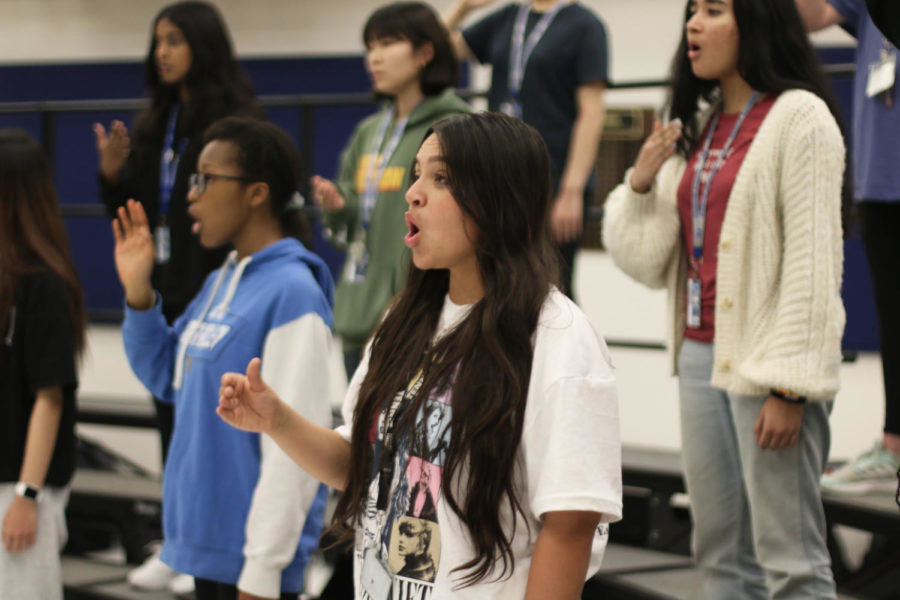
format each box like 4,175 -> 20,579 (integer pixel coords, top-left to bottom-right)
14,482 -> 40,502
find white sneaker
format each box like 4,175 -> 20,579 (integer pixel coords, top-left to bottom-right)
168,573 -> 195,595
127,547 -> 177,590
821,442 -> 900,494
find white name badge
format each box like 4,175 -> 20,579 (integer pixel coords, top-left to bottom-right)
154,224 -> 171,264
866,52 -> 896,98
360,550 -> 392,600
687,276 -> 702,329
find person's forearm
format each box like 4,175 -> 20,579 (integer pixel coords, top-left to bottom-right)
525,511 -> 601,600
268,402 -> 352,491
18,387 -> 64,488
793,0 -> 843,31
559,94 -> 606,196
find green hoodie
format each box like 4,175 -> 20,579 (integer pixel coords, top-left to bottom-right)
324,89 -> 471,351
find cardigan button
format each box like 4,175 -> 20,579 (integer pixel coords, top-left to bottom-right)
721,237 -> 733,250
721,297 -> 733,309
719,360 -> 732,373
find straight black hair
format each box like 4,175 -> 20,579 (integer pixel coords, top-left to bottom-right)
202,117 -> 311,245
0,129 -> 85,356
667,0 -> 853,223
135,1 -> 261,144
363,1 -> 459,95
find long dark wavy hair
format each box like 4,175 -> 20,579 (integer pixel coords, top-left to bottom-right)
667,0 -> 852,219
0,129 -> 85,356
202,117 -> 310,245
133,1 -> 260,146
331,113 -> 559,586
363,2 -> 459,96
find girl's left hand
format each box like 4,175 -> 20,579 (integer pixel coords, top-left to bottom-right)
754,396 -> 804,450
2,497 -> 37,553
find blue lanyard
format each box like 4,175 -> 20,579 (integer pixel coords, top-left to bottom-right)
159,105 -> 189,219
361,107 -> 411,229
508,0 -> 567,96
690,92 -> 759,261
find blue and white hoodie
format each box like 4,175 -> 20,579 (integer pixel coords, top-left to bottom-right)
123,238 -> 335,598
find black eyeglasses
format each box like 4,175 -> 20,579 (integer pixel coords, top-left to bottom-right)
189,172 -> 255,195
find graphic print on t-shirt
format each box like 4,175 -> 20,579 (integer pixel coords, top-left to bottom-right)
358,372 -> 452,600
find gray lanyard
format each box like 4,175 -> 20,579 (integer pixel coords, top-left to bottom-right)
690,92 -> 759,262
508,0 -> 567,96
361,107 -> 410,229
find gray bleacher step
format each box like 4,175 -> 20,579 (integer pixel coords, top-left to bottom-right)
63,556 -> 180,600
591,544 -> 867,600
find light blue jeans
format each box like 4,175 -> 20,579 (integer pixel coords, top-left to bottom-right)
678,339 -> 836,599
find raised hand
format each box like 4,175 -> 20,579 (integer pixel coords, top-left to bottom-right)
630,119 -> 683,194
93,120 -> 131,183
217,358 -> 283,435
310,175 -> 346,212
112,199 -> 156,310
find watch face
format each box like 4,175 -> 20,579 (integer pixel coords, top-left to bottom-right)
15,482 -> 39,501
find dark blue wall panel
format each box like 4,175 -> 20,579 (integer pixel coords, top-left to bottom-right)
0,52 -> 879,351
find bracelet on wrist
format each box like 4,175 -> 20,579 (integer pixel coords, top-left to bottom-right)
770,388 -> 807,404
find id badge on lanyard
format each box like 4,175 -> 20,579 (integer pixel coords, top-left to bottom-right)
349,109 -> 410,283
344,237 -> 370,284
155,221 -> 171,264
686,92 -> 759,329
157,106 -> 186,264
361,549 -> 392,600
502,0 -> 567,119
866,38 -> 896,106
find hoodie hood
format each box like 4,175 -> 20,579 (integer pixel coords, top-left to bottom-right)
242,238 -> 335,307
406,88 -> 473,130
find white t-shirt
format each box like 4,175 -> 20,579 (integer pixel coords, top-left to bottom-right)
336,288 -> 622,599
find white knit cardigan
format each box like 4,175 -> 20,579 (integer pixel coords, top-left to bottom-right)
602,89 -> 846,401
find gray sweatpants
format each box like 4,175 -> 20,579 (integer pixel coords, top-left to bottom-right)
0,484 -> 70,600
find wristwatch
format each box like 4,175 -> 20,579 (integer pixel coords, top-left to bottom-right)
14,482 -> 40,502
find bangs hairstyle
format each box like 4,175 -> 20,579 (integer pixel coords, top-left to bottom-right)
202,117 -> 311,245
0,129 -> 85,355
667,0 -> 852,224
363,1 -> 459,95
136,1 -> 260,143
332,113 -> 559,586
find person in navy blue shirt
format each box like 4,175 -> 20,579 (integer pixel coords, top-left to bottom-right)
444,0 -> 609,299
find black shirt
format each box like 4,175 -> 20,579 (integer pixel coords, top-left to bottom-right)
99,105 -> 260,322
1,269 -> 79,486
463,2 -> 609,187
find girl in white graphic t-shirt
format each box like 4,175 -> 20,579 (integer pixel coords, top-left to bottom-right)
218,112 -> 622,599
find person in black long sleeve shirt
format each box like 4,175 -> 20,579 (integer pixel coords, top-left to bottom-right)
92,2 -> 262,592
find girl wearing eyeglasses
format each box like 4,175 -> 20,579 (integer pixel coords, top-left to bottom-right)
93,9 -> 262,569
112,117 -> 333,600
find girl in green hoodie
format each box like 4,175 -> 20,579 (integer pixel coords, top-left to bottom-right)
310,2 -> 470,378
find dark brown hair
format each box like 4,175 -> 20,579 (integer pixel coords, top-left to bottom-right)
332,113 -> 558,585
363,1 -> 459,96
0,129 -> 86,355
135,1 -> 261,146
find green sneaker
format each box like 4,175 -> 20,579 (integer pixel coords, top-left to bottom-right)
821,442 -> 900,495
